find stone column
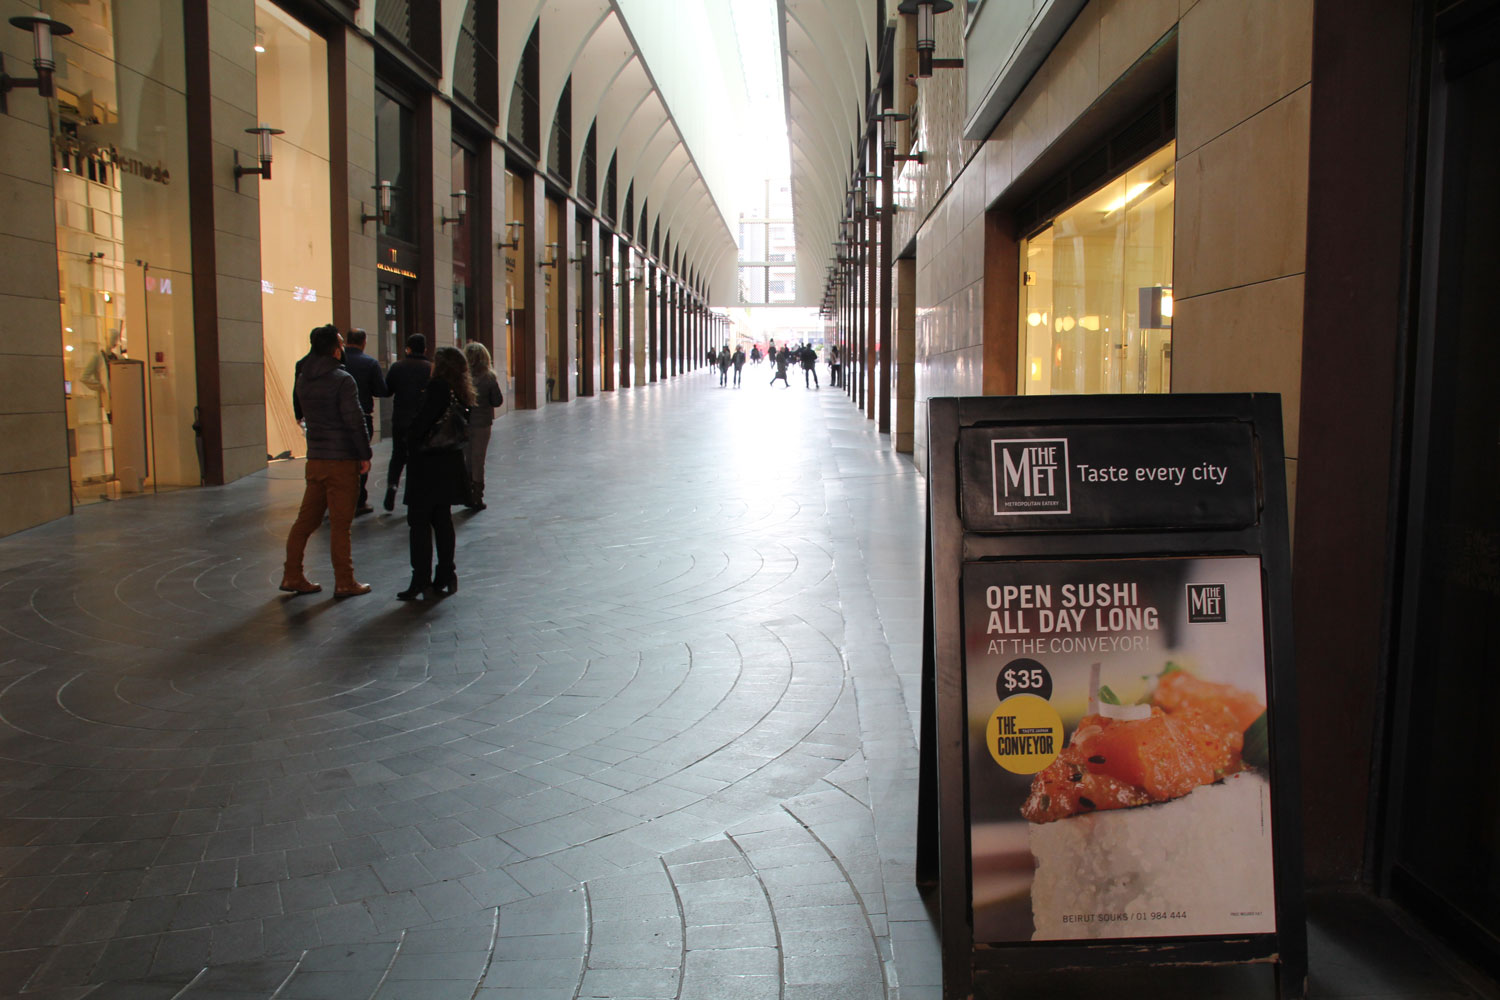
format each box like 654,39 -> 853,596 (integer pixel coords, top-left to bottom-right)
516,171 -> 546,409
579,215 -> 600,395
554,202 -> 576,402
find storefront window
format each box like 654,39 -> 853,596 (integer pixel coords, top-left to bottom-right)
1020,142 -> 1175,395
452,141 -> 477,347
255,0 -> 332,461
376,89 -> 415,242
50,0 -> 198,501
503,168 -> 525,382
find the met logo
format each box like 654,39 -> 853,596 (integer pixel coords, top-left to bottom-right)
990,438 -> 1070,515
1187,584 -> 1228,623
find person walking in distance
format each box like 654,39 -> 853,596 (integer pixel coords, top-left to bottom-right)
799,343 -> 820,388
717,345 -> 731,386
770,345 -> 791,387
340,328 -> 386,514
383,334 -> 432,511
463,341 -> 504,510
827,344 -> 841,388
398,347 -> 473,600
731,345 -> 746,386
280,325 -> 372,597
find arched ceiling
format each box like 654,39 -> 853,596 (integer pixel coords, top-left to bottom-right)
418,1 -> 740,303
782,0 -> 879,307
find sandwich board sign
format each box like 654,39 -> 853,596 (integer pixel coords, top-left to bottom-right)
917,394 -> 1306,998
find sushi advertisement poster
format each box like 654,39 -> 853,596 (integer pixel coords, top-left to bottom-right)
962,555 -> 1276,944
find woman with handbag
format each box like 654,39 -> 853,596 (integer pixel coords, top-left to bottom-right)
462,342 -> 504,510
398,346 -> 473,600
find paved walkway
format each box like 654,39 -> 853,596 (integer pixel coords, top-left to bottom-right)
0,367 -> 1493,1000
0,370 -> 936,999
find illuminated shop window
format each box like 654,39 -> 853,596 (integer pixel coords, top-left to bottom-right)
1020,142 -> 1175,396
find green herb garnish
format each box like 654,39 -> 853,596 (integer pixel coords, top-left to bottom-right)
1242,711 -> 1270,770
1098,685 -> 1121,705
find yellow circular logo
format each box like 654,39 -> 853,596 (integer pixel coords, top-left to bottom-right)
985,694 -> 1064,774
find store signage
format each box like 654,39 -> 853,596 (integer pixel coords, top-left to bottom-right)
963,556 -> 1275,943
958,422 -> 1259,531
920,394 -> 1305,1000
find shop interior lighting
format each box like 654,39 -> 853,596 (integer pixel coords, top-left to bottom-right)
1,13 -> 72,115
896,1 -> 963,78
360,180 -> 394,230
440,190 -> 467,229
1102,168 -> 1174,216
234,124 -> 284,191
497,220 -> 523,251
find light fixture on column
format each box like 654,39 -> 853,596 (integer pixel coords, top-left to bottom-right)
873,109 -> 924,164
1,13 -> 72,115
571,239 -> 588,267
440,189 -> 467,229
233,124 -> 284,191
360,180 -> 394,229
540,242 -> 560,269
897,0 -> 963,78
497,220 -> 523,251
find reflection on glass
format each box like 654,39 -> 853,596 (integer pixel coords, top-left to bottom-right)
545,196 -> 560,401
255,0 -> 331,461
503,169 -> 524,383
452,142 -> 477,347
1020,142 -> 1175,396
50,0 -> 198,502
375,90 -> 414,242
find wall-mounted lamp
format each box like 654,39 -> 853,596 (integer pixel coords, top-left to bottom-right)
897,0 -> 964,78
440,189 -> 467,229
875,109 -> 911,153
1,13 -> 72,115
497,220 -> 523,251
360,180 -> 394,229
540,242 -> 560,268
233,123 -> 284,191
571,240 -> 588,267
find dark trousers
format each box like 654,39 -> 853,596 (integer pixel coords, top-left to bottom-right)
406,499 -> 455,585
388,428 -> 410,492
803,366 -> 818,387
733,366 -> 743,385
358,413 -> 373,506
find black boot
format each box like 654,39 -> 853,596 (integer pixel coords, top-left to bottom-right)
396,576 -> 436,601
433,567 -> 458,596
383,485 -> 397,512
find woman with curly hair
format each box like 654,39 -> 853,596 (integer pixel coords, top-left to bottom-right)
399,346 -> 473,600
463,341 -> 504,510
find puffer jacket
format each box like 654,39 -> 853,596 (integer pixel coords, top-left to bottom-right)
295,355 -> 371,461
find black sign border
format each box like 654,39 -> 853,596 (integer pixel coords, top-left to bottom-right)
918,393 -> 1307,999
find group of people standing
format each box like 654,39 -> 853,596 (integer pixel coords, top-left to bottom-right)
767,342 -> 823,388
280,328 -> 504,602
714,344 -> 747,386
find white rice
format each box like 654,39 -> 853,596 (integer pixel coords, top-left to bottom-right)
1028,772 -> 1277,940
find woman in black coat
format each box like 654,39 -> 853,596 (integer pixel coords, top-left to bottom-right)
399,346 -> 474,600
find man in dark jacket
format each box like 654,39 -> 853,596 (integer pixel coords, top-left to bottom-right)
340,328 -> 387,515
281,325 -> 372,597
383,334 -> 432,511
799,343 -> 819,388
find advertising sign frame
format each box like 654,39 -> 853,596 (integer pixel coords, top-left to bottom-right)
918,394 -> 1306,998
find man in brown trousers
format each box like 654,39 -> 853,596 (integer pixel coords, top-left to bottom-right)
280,325 -> 372,597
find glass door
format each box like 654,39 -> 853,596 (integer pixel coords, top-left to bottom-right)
1386,11 -> 1500,973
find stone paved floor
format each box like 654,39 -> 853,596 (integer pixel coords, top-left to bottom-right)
0,368 -> 1494,1000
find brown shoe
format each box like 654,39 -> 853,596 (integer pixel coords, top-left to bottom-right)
279,579 -> 322,595
334,582 -> 372,597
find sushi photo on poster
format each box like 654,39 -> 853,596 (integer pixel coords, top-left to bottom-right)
962,556 -> 1277,943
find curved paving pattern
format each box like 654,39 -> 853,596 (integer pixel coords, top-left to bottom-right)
0,373 -> 935,998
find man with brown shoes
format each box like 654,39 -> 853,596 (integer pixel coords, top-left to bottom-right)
281,325 -> 373,597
